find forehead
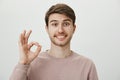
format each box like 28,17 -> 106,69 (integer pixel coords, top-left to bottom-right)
49,13 -> 72,22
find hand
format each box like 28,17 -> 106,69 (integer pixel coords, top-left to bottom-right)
18,30 -> 41,65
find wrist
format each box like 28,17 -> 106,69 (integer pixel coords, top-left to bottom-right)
19,60 -> 30,65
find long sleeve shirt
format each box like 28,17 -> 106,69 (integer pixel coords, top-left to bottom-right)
10,51 -> 98,80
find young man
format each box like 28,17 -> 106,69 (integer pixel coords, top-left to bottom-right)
10,3 -> 98,80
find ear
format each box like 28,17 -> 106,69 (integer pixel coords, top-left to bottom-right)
73,24 -> 76,33
45,25 -> 48,33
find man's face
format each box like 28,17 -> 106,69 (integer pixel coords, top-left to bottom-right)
46,13 -> 76,47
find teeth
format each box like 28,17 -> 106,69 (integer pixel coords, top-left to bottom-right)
57,36 -> 65,39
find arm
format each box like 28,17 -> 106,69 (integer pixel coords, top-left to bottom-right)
88,62 -> 98,80
10,30 -> 41,80
10,64 -> 29,80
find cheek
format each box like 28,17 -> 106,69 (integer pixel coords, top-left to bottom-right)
66,29 -> 74,34
48,29 -> 55,36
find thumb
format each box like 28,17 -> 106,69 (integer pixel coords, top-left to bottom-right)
34,44 -> 41,57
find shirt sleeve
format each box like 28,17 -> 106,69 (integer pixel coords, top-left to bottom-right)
88,62 -> 98,80
9,63 -> 29,80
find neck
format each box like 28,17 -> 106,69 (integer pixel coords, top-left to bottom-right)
48,43 -> 72,58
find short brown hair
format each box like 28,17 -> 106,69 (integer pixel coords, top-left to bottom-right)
45,3 -> 76,26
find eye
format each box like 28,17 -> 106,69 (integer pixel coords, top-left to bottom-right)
63,22 -> 70,27
51,23 -> 58,27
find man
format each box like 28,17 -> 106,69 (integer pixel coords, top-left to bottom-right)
10,3 -> 98,80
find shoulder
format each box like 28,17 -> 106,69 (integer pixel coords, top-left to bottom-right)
72,51 -> 95,66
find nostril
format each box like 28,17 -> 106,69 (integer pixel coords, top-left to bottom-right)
58,27 -> 64,33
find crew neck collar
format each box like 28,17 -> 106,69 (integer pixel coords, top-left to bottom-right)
45,50 -> 74,60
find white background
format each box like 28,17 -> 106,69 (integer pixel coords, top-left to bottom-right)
0,0 -> 120,80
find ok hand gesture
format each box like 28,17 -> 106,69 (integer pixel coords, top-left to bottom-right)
18,30 -> 41,65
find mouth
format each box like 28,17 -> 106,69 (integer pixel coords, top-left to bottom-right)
55,35 -> 67,41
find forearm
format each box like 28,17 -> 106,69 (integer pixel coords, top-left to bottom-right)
10,63 -> 29,80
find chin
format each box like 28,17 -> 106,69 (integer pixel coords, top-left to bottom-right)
53,40 -> 70,47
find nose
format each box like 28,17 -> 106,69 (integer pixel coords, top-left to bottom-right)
58,25 -> 64,33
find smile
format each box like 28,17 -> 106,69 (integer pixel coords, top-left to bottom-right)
55,35 -> 67,41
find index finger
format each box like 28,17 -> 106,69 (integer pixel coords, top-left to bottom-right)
25,30 -> 32,43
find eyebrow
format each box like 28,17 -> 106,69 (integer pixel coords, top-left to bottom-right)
50,20 -> 58,23
63,19 -> 72,22
49,19 -> 72,23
